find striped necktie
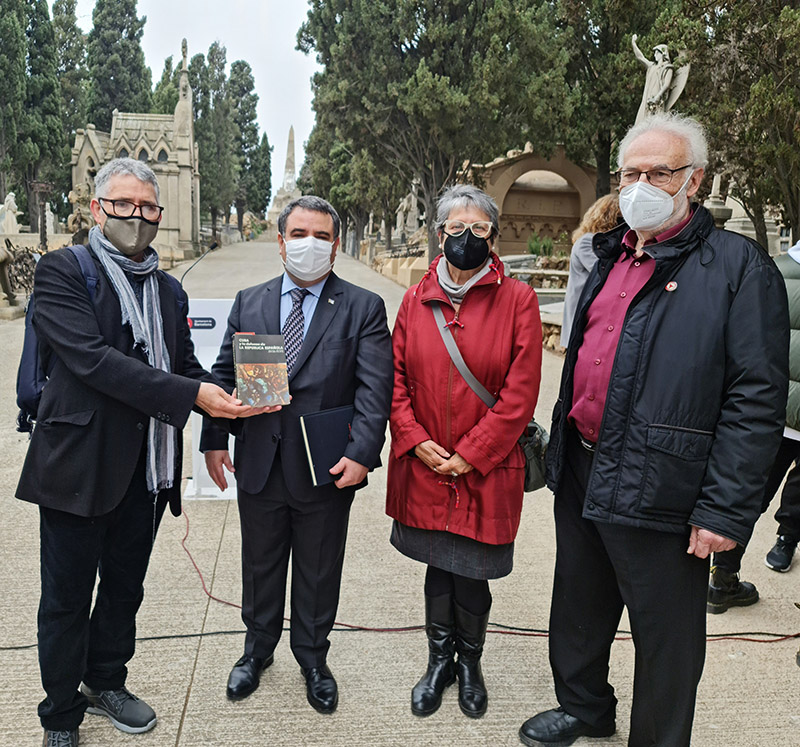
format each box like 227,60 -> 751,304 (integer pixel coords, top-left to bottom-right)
283,287 -> 309,375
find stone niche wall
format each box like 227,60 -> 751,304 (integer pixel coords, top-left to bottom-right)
498,171 -> 580,255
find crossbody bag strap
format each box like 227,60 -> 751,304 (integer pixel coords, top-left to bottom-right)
431,301 -> 497,409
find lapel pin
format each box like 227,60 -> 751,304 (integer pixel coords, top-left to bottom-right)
328,298 -> 335,305
665,281 -> 678,292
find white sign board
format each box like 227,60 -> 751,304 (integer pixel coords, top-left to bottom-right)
183,298 -> 236,500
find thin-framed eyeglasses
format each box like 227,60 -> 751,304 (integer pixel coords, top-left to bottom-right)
99,198 -> 164,223
443,219 -> 494,239
615,164 -> 693,188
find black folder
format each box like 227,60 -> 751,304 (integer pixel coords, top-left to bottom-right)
299,405 -> 355,486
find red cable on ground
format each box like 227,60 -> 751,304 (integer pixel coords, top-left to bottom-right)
180,509 -> 241,610
179,509 -> 800,644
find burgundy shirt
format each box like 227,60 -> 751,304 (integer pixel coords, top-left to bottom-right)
569,213 -> 693,442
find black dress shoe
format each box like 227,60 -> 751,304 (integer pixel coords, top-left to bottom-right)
226,654 -> 274,700
302,664 -> 338,714
519,707 -> 615,746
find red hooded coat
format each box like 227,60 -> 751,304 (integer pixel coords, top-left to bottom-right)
386,254 -> 542,545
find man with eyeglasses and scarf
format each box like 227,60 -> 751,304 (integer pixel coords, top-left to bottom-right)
17,158 -> 268,747
519,114 -> 788,747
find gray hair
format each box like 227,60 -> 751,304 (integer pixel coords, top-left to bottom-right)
435,184 -> 499,235
94,157 -> 161,201
278,195 -> 341,239
618,113 -> 709,169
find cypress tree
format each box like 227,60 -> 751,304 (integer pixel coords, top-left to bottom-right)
87,0 -> 152,131
17,0 -> 65,232
0,0 -> 26,198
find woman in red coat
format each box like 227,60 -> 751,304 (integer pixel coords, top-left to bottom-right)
386,184 -> 542,719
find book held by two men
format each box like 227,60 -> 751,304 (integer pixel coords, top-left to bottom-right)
233,333 -> 291,407
232,333 -> 354,487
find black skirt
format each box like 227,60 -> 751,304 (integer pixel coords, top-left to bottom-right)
390,520 -> 514,580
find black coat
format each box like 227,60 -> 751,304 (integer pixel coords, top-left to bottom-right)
16,246 -> 214,517
199,272 -> 394,500
547,205 -> 789,546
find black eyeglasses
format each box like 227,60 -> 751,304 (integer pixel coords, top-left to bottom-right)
99,198 -> 164,223
615,164 -> 693,188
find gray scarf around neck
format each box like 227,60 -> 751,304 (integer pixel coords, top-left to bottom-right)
88,225 -> 176,494
436,256 -> 492,303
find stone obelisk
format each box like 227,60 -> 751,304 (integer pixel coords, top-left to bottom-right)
267,126 -> 302,237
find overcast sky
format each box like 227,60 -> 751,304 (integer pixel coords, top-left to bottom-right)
64,0 -> 321,205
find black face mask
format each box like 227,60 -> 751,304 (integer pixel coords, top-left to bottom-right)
443,230 -> 490,270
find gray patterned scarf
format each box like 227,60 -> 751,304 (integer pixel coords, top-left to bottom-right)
88,225 -> 176,494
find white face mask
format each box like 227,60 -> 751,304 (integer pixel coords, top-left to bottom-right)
619,169 -> 694,232
282,236 -> 334,282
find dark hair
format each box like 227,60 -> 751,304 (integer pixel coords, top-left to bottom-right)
277,195 -> 341,239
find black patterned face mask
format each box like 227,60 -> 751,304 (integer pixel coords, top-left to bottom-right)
443,230 -> 490,270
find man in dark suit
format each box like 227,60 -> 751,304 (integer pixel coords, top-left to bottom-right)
16,158 -> 262,747
201,195 -> 393,714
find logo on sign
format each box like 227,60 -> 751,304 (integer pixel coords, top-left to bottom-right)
188,317 -> 216,329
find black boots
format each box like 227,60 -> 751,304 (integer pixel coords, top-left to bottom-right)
707,565 -> 759,614
411,593 -> 457,716
454,599 -> 490,718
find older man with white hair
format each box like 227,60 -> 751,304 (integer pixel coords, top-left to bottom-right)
519,114 -> 789,746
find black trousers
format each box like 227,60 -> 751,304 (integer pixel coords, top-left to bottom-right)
549,431 -> 708,747
237,449 -> 354,669
714,436 -> 800,573
37,451 -> 166,731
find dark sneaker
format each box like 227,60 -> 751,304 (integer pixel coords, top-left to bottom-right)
43,729 -> 78,747
707,566 -> 759,614
765,536 -> 797,572
80,684 -> 156,734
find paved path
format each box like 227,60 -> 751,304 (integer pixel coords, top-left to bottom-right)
1,241 -> 798,746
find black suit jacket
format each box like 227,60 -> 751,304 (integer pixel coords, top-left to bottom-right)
16,246 -> 215,517
199,272 -> 393,500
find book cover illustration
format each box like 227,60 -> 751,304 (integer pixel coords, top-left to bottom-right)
233,333 -> 291,407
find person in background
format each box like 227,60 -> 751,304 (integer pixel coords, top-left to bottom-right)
387,184 -> 542,720
561,195 -> 621,347
708,239 -> 800,612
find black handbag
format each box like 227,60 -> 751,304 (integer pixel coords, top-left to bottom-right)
431,302 -> 548,492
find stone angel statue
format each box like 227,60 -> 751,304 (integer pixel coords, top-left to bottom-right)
632,34 -> 690,124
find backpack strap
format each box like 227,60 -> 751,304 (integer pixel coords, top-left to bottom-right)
157,270 -> 187,313
69,245 -> 186,313
68,244 -> 100,301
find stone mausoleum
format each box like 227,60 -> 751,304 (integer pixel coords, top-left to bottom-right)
71,41 -> 200,263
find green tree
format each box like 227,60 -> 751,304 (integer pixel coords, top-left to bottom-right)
87,0 -> 152,130
557,0 -> 678,196
17,0 -> 65,232
248,132 -> 272,217
192,43 -> 239,240
52,0 -> 89,218
228,59 -> 259,233
152,55 -> 180,114
0,0 -> 26,198
299,0 -> 573,259
656,1 -> 800,247
53,0 -> 88,138
300,126 -> 352,250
